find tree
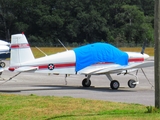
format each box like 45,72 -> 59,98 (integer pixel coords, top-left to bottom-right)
115,5 -> 153,45
0,0 -> 16,40
0,0 -> 154,46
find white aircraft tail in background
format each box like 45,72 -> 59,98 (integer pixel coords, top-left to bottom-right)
0,40 -> 10,68
8,33 -> 154,90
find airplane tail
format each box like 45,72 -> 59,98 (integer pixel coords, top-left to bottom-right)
10,33 -> 35,66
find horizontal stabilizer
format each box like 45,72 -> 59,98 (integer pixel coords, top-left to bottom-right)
14,67 -> 38,72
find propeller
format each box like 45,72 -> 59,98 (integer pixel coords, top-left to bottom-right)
141,38 -> 147,54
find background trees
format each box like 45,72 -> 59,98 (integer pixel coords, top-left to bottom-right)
0,0 -> 154,46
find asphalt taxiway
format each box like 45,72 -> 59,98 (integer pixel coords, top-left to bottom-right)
0,60 -> 154,106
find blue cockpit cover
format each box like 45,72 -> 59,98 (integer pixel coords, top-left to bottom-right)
73,43 -> 129,71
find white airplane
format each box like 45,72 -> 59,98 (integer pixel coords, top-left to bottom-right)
0,40 -> 10,68
7,33 -> 154,89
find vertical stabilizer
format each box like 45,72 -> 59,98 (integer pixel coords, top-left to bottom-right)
10,33 -> 34,66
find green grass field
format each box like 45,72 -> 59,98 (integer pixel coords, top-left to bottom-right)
0,94 -> 159,120
120,47 -> 154,56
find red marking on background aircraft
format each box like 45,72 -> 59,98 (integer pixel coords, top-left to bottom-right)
11,43 -> 30,49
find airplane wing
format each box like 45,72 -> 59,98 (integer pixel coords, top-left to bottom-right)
78,61 -> 154,75
125,61 -> 154,69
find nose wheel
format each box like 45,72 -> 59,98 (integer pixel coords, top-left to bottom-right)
128,79 -> 137,88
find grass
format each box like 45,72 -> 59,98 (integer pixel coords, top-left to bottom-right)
120,47 -> 154,56
31,47 -> 154,58
31,47 -> 72,58
0,94 -> 159,120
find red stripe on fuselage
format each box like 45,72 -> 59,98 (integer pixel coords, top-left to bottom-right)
39,63 -> 76,69
11,43 -> 30,49
18,59 -> 144,66
8,63 -> 76,71
9,58 -> 144,72
128,58 -> 144,62
54,63 -> 76,68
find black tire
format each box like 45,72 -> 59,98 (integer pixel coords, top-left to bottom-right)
128,79 -> 136,88
82,78 -> 91,87
0,62 -> 5,68
110,80 -> 120,90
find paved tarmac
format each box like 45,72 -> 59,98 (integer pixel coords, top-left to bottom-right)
0,59 -> 155,106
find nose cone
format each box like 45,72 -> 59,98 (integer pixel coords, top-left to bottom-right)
143,53 -> 149,59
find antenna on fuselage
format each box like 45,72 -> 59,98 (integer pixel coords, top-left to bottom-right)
57,39 -> 68,51
141,38 -> 147,54
35,46 -> 47,56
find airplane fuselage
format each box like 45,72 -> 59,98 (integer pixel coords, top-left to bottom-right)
9,49 -> 149,75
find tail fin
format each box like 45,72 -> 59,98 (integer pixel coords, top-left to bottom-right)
10,33 -> 34,66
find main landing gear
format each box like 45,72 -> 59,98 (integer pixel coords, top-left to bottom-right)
106,73 -> 138,89
106,73 -> 121,90
82,75 -> 91,87
82,73 -> 139,90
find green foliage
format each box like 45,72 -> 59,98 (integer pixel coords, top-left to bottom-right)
28,35 -> 43,43
14,22 -> 29,32
0,0 -> 154,46
115,5 -> 153,45
146,106 -> 160,113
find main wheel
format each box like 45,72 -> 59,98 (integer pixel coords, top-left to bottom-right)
128,79 -> 136,88
110,80 -> 120,90
82,78 -> 91,87
0,62 -> 5,68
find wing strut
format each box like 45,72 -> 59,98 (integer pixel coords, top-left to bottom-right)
58,39 -> 68,51
0,72 -> 21,85
35,46 -> 47,56
106,73 -> 113,81
141,68 -> 154,89
65,74 -> 68,85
